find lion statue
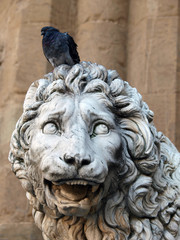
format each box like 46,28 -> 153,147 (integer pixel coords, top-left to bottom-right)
9,62 -> 180,240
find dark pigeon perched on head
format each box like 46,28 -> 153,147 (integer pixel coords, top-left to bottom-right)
41,26 -> 80,67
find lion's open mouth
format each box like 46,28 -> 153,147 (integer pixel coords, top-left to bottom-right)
44,179 -> 102,204
52,180 -> 100,201
43,179 -> 104,216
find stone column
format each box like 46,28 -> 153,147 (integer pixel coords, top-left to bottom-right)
127,0 -> 180,150
76,0 -> 129,80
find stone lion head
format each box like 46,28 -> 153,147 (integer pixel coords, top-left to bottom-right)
9,62 -> 180,240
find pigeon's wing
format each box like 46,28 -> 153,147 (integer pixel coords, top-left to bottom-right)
42,31 -> 61,64
65,33 -> 80,64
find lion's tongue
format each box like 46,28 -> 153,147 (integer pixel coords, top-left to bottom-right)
53,184 -> 88,201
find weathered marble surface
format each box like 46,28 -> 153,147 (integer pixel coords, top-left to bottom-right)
9,62 -> 180,240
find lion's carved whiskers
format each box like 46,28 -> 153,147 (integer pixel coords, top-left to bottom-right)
9,62 -> 180,240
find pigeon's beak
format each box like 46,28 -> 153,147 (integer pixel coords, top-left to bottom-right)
41,31 -> 44,36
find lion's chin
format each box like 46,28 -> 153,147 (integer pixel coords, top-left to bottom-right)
44,179 -> 103,217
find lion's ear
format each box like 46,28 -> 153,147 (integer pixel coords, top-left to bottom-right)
23,82 -> 37,110
23,78 -> 50,111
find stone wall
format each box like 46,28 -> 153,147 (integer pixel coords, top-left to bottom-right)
127,0 -> 180,147
0,0 -> 179,239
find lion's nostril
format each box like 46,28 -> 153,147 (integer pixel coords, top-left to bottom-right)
81,159 -> 91,166
64,154 -> 75,165
66,157 -> 75,164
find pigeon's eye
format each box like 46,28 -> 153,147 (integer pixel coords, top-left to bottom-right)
43,122 -> 58,135
91,123 -> 109,138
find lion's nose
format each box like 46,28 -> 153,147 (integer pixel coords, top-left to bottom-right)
63,153 -> 91,168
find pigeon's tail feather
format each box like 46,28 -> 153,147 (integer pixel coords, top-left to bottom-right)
67,34 -> 80,64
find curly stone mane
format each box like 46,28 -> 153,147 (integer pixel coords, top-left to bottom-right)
9,62 -> 180,240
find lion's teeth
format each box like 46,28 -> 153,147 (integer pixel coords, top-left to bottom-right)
92,185 -> 99,193
66,181 -> 88,185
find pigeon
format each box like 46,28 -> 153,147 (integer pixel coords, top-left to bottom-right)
41,26 -> 80,67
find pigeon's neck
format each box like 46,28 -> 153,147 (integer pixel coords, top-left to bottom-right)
44,32 -> 57,45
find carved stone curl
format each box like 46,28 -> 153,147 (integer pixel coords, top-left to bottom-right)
9,62 -> 180,240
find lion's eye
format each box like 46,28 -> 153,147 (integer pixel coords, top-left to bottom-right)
91,123 -> 109,137
43,122 -> 58,135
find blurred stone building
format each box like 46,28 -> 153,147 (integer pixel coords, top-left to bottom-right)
0,0 -> 179,239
